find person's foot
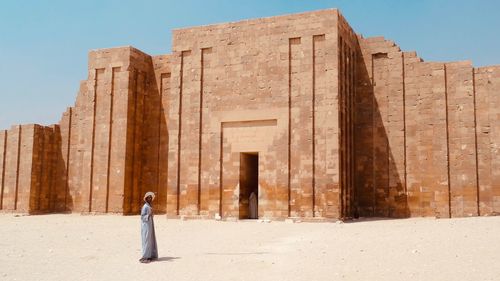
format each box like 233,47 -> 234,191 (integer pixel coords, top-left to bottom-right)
139,258 -> 150,263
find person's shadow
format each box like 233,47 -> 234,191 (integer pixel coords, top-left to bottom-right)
155,257 -> 180,262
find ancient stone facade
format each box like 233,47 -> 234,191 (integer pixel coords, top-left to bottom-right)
0,9 -> 498,219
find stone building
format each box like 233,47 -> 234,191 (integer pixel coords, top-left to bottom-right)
0,9 -> 499,220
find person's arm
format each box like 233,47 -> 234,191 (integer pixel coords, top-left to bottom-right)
141,206 -> 150,222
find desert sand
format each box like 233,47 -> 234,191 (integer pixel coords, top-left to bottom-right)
0,214 -> 499,281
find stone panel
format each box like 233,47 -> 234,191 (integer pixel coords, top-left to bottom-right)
475,66 -> 500,215
446,62 -> 479,217
16,125 -> 35,213
404,62 -> 449,217
2,125 -> 21,210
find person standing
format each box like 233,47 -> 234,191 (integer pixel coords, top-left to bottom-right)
139,192 -> 158,263
249,191 -> 257,219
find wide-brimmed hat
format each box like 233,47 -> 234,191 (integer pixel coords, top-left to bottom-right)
143,191 -> 155,201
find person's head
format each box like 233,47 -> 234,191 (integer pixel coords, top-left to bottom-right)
143,192 -> 155,204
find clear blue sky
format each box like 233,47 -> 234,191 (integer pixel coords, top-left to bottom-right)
1,0 -> 499,130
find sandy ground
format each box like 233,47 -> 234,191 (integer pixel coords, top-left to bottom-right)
0,214 -> 499,281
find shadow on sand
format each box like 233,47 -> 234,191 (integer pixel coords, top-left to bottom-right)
155,256 -> 181,262
204,252 -> 269,256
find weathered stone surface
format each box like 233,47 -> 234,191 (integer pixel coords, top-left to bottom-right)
0,9 -> 498,219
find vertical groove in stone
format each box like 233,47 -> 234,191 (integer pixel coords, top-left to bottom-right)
105,68 -> 118,213
43,128 -> 48,211
350,49 -> 355,217
138,73 -> 146,207
157,77 -> 163,211
312,36 -> 316,217
346,44 -> 351,217
105,70 -> 113,213
45,127 -> 51,211
348,46 -> 352,216
129,70 -> 139,212
349,49 -> 354,217
45,128 -> 52,211
402,54 -> 407,194
346,45 -> 350,217
38,127 -> 45,211
197,49 -> 205,215
384,54 -> 390,216
338,36 -> 344,216
370,54 -> 375,215
219,127 -> 223,217
64,108 -> 72,210
14,125 -> 21,210
287,38 -> 292,217
343,42 -> 351,214
341,40 -> 346,217
0,131 -> 7,209
341,42 -> 346,217
444,65 -> 452,218
47,128 -> 53,211
472,69 -> 480,216
157,73 -> 166,212
177,52 -> 186,215
352,52 -> 357,216
288,39 -> 294,216
342,43 -> 346,217
401,54 -> 410,217
47,127 -> 54,211
89,69 -> 101,212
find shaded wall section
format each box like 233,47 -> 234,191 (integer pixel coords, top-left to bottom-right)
337,14 -> 358,218
355,37 -> 408,217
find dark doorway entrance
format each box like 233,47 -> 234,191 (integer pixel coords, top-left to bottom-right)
239,152 -> 258,219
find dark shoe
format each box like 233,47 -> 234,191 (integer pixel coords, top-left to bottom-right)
139,258 -> 150,264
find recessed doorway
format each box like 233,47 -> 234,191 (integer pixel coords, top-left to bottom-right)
239,152 -> 258,219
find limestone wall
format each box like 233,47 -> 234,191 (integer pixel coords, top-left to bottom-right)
65,47 -> 139,214
1,8 -> 498,220
355,36 -> 500,218
0,47 -> 171,215
64,47 -> 166,214
168,9 -> 345,219
0,124 -> 57,213
475,66 -> 500,215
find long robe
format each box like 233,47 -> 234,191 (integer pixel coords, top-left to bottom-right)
141,202 -> 158,259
